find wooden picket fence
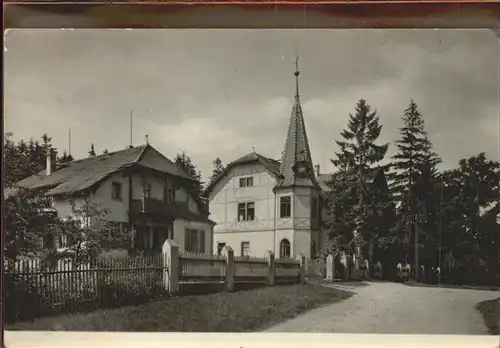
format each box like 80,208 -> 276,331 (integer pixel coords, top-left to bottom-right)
5,247 -> 304,323
176,251 -> 302,287
4,254 -> 168,323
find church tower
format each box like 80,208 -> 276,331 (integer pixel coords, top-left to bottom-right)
274,58 -> 321,261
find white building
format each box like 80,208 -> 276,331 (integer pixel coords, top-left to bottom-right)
203,66 -> 323,260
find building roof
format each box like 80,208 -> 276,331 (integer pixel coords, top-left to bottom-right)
318,167 -> 388,193
318,173 -> 335,192
276,62 -> 320,190
14,144 -> 194,197
164,203 -> 216,225
203,152 -> 281,196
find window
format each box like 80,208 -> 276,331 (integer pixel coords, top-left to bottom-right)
280,196 -> 291,218
311,197 -> 318,220
163,182 -> 175,204
111,182 -> 123,200
58,232 -> 73,248
238,202 -> 255,221
280,239 -> 291,259
143,184 -> 151,198
239,177 -> 254,187
241,242 -> 250,257
185,229 -> 205,253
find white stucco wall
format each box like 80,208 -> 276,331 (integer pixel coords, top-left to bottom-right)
208,161 -> 320,261
209,163 -> 278,233
294,230 -> 311,260
173,219 -> 213,254
51,171 -> 200,223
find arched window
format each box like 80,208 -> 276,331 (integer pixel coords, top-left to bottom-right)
280,239 -> 291,259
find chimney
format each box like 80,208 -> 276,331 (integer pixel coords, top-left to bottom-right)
46,147 -> 57,176
315,164 -> 320,177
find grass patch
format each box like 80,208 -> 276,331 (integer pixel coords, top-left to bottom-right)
7,284 -> 353,332
405,281 -> 500,292
476,297 -> 500,335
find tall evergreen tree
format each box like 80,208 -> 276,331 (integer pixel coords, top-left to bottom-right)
88,143 -> 96,157
209,157 -> 225,185
329,99 -> 392,263
174,152 -> 205,200
390,100 -> 442,267
390,100 -> 441,204
332,99 -> 389,171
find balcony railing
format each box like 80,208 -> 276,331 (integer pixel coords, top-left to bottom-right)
130,197 -> 190,216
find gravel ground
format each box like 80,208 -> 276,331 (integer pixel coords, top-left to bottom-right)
265,282 -> 500,334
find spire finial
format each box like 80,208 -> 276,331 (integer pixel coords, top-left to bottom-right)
294,56 -> 300,98
145,134 -> 149,145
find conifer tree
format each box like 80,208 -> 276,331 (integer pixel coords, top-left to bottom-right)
329,99 -> 393,263
209,157 -> 225,185
390,100 -> 442,266
174,152 -> 205,200
390,100 -> 441,204
88,144 -> 96,157
58,151 -> 74,164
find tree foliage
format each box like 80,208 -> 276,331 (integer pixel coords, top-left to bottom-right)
4,132 -> 54,187
388,101 -> 443,266
209,157 -> 225,185
56,200 -> 131,267
323,98 -> 499,285
4,188 -> 59,261
174,152 -> 205,199
328,99 -> 393,264
390,100 -> 441,204
58,151 -> 74,164
88,143 -> 96,157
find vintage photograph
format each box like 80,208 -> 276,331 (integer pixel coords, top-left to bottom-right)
3,29 -> 500,335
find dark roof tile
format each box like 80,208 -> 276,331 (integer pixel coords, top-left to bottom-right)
15,144 -> 193,196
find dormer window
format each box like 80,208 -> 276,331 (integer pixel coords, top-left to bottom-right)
239,177 -> 254,188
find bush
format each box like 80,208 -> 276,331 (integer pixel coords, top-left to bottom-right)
5,273 -> 45,323
94,256 -> 167,307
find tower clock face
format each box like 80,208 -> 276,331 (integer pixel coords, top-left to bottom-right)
293,161 -> 310,178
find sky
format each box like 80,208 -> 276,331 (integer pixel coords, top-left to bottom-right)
4,29 -> 500,182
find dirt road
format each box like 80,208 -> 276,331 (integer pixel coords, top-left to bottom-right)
264,282 -> 500,334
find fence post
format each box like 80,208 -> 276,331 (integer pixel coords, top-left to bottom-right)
222,245 -> 234,292
162,239 -> 179,294
326,255 -> 335,282
265,250 -> 275,286
297,254 -> 306,284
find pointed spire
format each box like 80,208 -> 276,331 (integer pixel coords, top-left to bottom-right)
277,59 -> 319,189
295,56 -> 300,99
